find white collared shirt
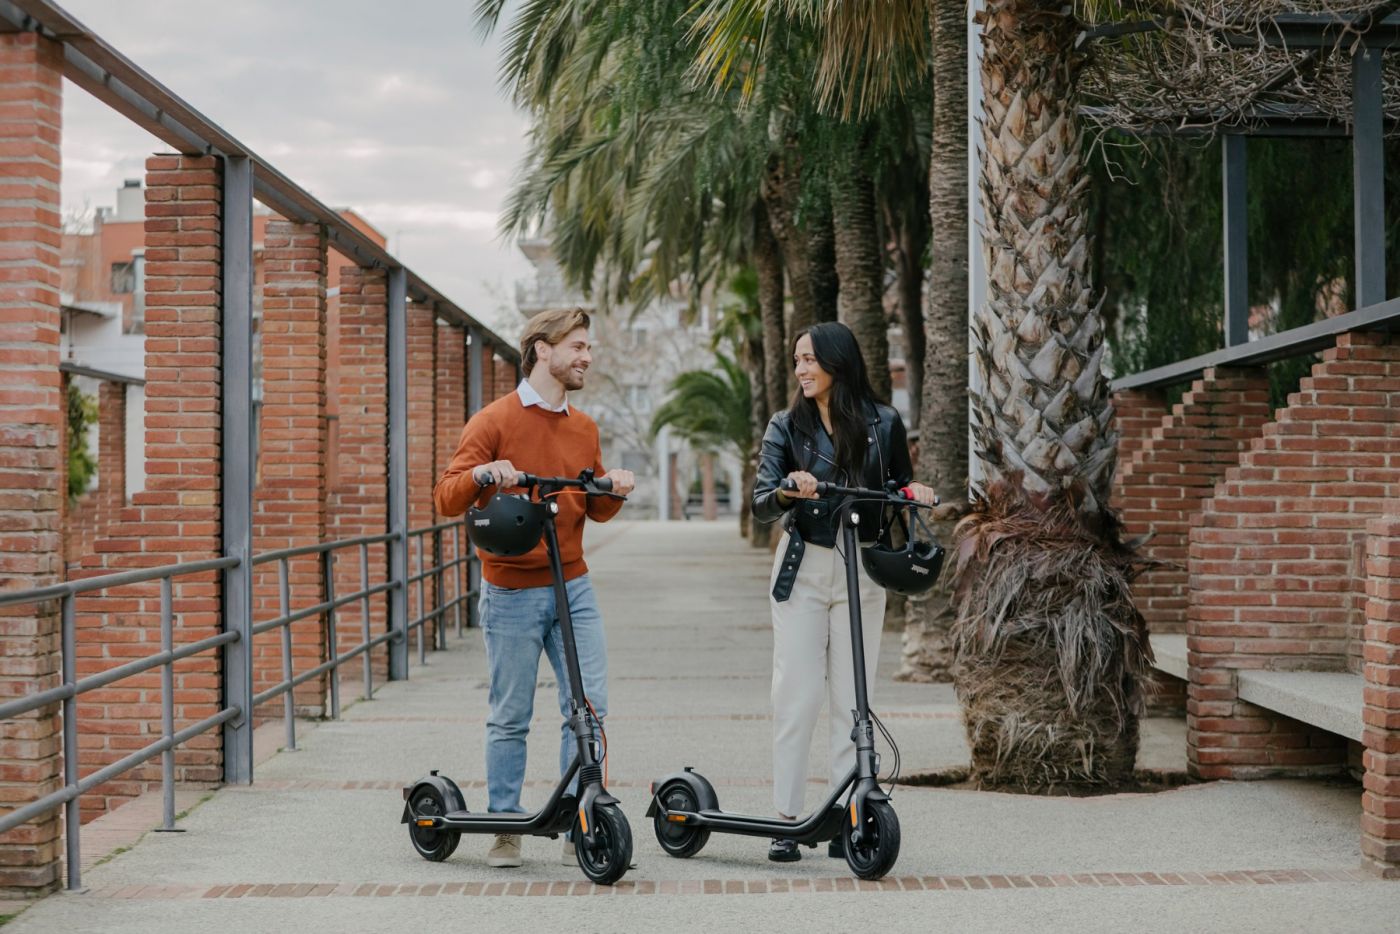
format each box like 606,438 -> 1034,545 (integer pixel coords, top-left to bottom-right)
517,379 -> 570,415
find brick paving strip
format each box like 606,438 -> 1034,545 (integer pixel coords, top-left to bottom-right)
79,869 -> 1383,900
347,712 -> 960,724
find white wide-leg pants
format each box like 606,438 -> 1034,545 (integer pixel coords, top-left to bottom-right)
770,532 -> 886,817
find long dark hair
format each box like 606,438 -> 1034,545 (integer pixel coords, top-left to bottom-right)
788,322 -> 879,479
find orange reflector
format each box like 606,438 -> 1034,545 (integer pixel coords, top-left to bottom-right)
849,802 -> 858,827
578,808 -> 589,835
416,819 -> 435,827
666,814 -> 687,823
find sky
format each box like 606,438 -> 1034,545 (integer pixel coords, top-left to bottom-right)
59,0 -> 533,336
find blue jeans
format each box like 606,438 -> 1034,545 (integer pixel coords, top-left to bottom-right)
480,575 -> 608,814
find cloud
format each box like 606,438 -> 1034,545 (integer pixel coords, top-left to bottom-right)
57,0 -> 533,320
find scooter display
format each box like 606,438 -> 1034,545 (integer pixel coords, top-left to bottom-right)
401,469 -> 633,885
646,480 -> 940,881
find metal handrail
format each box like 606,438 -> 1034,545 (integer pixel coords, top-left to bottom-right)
0,518 -> 478,891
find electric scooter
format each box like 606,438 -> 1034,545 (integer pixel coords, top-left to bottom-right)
402,470 -> 633,885
647,480 -> 933,881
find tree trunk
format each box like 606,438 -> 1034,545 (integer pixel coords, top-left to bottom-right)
950,0 -> 1150,792
806,182 -> 839,325
900,0 -> 969,685
754,201 -> 789,419
744,269 -> 773,548
885,200 -> 927,431
700,452 -> 717,520
763,140 -> 816,358
831,125 -> 891,403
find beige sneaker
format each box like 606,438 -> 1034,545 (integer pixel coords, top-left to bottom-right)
487,834 -> 522,868
561,836 -> 577,865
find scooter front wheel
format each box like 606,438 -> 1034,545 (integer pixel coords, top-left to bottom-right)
407,785 -> 461,862
843,800 -> 900,880
574,803 -> 633,885
652,780 -> 710,858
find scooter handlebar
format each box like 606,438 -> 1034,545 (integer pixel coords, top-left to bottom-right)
779,478 -> 934,506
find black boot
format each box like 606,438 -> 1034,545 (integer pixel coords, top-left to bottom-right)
768,838 -> 800,862
827,835 -> 844,858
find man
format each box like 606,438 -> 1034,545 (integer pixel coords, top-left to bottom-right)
434,307 -> 635,868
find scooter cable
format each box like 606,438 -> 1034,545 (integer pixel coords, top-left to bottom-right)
872,709 -> 901,796
586,697 -> 608,786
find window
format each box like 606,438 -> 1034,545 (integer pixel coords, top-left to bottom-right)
110,261 -> 136,294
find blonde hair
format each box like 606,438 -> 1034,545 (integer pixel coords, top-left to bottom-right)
520,307 -> 591,376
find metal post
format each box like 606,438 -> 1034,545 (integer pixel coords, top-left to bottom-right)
452,524 -> 463,638
360,541 -> 373,699
434,528 -> 447,651
416,533 -> 426,666
61,596 -> 79,889
387,266 -> 410,680
221,155 -> 256,784
1222,134 -> 1249,347
278,559 -> 295,750
466,327 -> 484,629
324,550 -> 340,719
1353,46 -> 1386,309
156,578 -> 182,832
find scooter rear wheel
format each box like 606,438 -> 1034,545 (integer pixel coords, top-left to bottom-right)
574,803 -> 633,885
652,781 -> 710,858
843,800 -> 900,880
407,786 -> 461,862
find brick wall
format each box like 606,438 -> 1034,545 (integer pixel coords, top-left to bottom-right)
65,381 -> 127,569
1187,334 -> 1400,779
68,155 -> 227,819
252,220 -> 327,718
328,266 -> 389,687
490,351 -> 515,401
1363,514 -> 1400,878
1112,387 -> 1170,483
1115,367 -> 1273,635
434,323 -> 466,632
0,31 -> 64,895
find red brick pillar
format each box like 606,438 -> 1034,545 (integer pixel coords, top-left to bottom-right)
0,30 -> 64,895
1363,513 -> 1400,877
434,323 -> 466,632
253,220 -> 327,716
65,155 -> 227,821
329,267 -> 389,687
95,382 -> 127,546
491,351 -> 515,400
406,301 -> 437,648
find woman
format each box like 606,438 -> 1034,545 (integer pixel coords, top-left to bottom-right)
751,322 -> 936,862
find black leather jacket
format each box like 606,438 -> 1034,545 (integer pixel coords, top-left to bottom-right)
752,402 -> 914,548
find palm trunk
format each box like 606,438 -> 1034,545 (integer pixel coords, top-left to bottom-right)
754,201 -> 789,420
763,140 -> 816,356
744,254 -> 774,548
951,0 -> 1150,791
806,182 -> 839,325
831,125 -> 890,403
899,0 -> 969,684
887,204 -> 927,431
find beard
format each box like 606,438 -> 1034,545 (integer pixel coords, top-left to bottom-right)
549,356 -> 586,391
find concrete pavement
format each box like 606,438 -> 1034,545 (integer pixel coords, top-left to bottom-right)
6,520 -> 1396,932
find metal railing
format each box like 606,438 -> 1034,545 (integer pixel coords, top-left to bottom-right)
0,518 -> 476,890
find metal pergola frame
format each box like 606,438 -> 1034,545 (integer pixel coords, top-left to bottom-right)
1074,7 -> 1395,387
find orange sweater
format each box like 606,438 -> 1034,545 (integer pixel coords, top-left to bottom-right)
433,392 -> 623,589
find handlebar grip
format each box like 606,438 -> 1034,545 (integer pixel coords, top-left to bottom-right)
593,477 -> 613,493
780,478 -> 796,492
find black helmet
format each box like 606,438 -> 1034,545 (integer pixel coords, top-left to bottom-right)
861,509 -> 945,595
467,493 -> 548,557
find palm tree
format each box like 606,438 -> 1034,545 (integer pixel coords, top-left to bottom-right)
948,0 -> 1150,790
